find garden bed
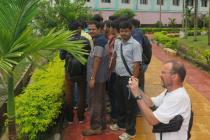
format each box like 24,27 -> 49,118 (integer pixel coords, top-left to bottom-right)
153,32 -> 210,72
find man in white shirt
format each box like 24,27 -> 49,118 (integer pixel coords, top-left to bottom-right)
129,60 -> 191,140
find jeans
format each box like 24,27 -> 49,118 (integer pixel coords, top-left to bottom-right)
107,72 -> 118,119
115,75 -> 137,135
64,71 -> 86,122
88,82 -> 106,130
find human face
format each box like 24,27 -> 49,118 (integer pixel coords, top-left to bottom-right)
88,24 -> 100,37
119,28 -> 132,42
104,24 -> 110,35
160,63 -> 174,89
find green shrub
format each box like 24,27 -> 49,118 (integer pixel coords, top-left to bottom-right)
15,55 -> 65,140
202,50 -> 210,65
187,30 -> 202,36
113,8 -> 135,18
141,28 -> 180,33
154,32 -> 178,50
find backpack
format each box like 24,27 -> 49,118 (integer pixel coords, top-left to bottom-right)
187,109 -> 194,140
142,35 -> 152,65
66,57 -> 85,78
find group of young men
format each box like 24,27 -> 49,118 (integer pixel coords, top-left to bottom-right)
60,14 -> 192,140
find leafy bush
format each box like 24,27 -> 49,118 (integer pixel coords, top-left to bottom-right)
154,32 -> 178,50
177,36 -> 210,65
168,18 -> 177,27
187,30 -> 202,36
15,55 -> 65,140
154,20 -> 163,27
113,8 -> 135,18
202,50 -> 210,65
141,28 -> 180,33
33,0 -> 92,34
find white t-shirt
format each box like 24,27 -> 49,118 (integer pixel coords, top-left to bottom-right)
151,87 -> 191,140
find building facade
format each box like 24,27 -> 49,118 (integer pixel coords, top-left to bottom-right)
85,0 -> 209,25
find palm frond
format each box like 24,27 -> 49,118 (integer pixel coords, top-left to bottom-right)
0,0 -> 39,53
0,0 -> 87,75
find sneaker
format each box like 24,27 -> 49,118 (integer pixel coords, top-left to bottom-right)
68,121 -> 73,125
82,129 -> 102,136
78,119 -> 85,124
110,124 -> 125,131
119,132 -> 136,140
85,104 -> 88,111
73,106 -> 78,110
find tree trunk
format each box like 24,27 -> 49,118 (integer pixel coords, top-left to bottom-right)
208,0 -> 210,45
194,0 -> 198,41
184,0 -> 188,39
182,0 -> 185,31
7,73 -> 17,140
159,0 -> 162,28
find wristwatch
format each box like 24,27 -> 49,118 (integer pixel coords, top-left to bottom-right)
135,95 -> 142,100
90,76 -> 95,80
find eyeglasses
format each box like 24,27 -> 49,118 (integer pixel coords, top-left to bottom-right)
161,70 -> 174,75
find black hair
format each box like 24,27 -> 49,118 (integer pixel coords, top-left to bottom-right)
118,15 -> 130,22
68,20 -> 82,30
109,15 -> 118,21
104,20 -> 111,28
166,60 -> 186,82
129,18 -> 140,28
119,21 -> 132,30
88,20 -> 101,29
110,20 -> 120,31
92,14 -> 103,22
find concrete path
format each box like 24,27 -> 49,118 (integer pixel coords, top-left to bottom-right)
63,43 -> 210,140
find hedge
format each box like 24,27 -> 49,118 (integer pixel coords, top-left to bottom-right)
153,31 -> 178,50
15,55 -> 64,140
141,28 -> 204,36
141,28 -> 180,33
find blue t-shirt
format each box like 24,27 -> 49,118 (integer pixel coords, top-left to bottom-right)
86,34 -> 109,83
132,28 -> 144,45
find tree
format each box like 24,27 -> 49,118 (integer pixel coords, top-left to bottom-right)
0,0 -> 86,139
194,0 -> 198,41
159,0 -> 162,27
113,8 -> 135,19
33,0 -> 92,34
208,0 -> 210,45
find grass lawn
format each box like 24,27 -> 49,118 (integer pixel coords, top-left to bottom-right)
179,35 -> 209,50
178,35 -> 210,64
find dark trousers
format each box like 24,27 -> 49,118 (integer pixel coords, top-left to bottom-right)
64,72 -> 86,122
115,75 -> 137,135
107,72 -> 118,119
88,82 -> 106,130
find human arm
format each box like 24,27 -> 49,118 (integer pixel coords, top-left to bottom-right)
132,62 -> 140,78
129,76 -> 160,125
89,56 -> 102,88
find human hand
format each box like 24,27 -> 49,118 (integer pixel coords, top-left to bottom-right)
89,79 -> 95,89
128,76 -> 140,97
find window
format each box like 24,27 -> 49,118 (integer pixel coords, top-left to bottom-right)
122,0 -> 130,4
140,0 -> 148,5
157,0 -> 163,5
101,0 -> 111,3
173,0 -> 179,6
187,0 -> 194,6
201,0 -> 207,7
86,0 -> 90,2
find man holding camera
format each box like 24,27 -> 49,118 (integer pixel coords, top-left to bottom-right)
128,60 -> 192,140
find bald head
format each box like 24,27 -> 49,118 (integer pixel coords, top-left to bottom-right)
165,60 -> 186,82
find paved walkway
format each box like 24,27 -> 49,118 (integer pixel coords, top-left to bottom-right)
64,43 -> 210,140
